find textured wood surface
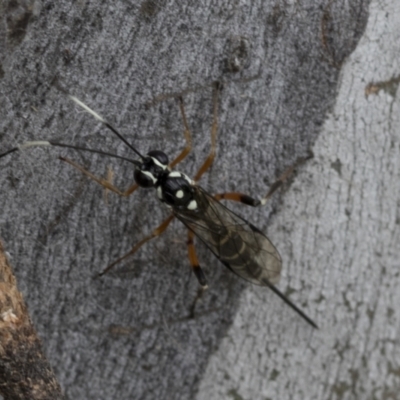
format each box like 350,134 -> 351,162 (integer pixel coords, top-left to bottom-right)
197,2 -> 400,399
2,1 -> 396,399
0,242 -> 64,399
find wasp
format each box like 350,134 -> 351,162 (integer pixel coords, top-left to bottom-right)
1,83 -> 317,329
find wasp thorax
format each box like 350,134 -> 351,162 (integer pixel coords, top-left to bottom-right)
159,172 -> 196,210
134,151 -> 169,188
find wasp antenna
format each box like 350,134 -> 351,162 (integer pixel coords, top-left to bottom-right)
0,141 -> 53,159
18,141 -> 52,150
69,95 -> 106,123
1,141 -> 52,159
2,140 -> 139,165
48,141 -> 140,165
0,147 -> 19,158
68,95 -> 144,160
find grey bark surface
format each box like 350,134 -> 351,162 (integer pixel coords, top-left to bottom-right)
0,242 -> 65,400
197,2 -> 400,399
2,1 -> 396,399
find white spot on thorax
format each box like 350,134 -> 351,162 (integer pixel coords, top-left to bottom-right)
176,190 -> 184,199
187,200 -> 197,210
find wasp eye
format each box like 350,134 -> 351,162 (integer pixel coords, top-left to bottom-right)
147,150 -> 169,167
134,169 -> 155,187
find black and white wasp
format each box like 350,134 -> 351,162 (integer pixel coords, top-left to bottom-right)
1,83 -> 317,328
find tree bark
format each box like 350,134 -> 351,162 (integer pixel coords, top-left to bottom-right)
0,241 -> 64,399
197,1 -> 400,399
2,1 -> 397,399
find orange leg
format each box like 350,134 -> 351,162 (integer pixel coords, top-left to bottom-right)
259,154 -> 312,205
187,229 -> 209,317
187,230 -> 208,288
99,214 -> 175,276
214,153 -> 313,206
168,97 -> 193,169
60,157 -> 138,196
193,82 -> 221,182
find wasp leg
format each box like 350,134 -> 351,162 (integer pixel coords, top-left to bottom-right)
214,153 -> 313,206
193,82 -> 221,182
187,230 -> 208,318
168,97 -> 193,168
214,192 -> 262,206
187,230 -> 208,288
103,165 -> 115,204
60,156 -> 138,196
188,286 -> 208,319
99,214 -> 175,276
259,153 -> 312,205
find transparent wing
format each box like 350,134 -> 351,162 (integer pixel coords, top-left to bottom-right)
174,186 -> 282,285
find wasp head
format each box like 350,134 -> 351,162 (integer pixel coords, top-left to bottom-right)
134,150 -> 169,188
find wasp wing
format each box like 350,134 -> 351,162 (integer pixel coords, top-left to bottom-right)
173,186 -> 282,285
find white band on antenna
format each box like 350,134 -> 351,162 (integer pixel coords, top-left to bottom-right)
18,141 -> 51,150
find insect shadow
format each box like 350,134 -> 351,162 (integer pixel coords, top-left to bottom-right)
1,82 -> 318,329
